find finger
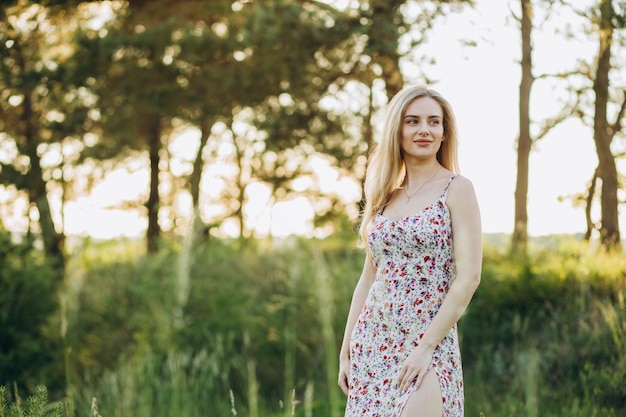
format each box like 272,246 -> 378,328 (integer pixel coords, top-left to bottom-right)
399,364 -> 413,381
400,368 -> 413,390
339,381 -> 348,396
401,375 -> 412,391
415,365 -> 431,388
397,368 -> 406,387
400,371 -> 413,391
401,365 -> 417,385
338,373 -> 349,396
414,372 -> 424,389
404,369 -> 423,391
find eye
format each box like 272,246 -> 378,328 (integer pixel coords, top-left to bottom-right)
429,119 -> 441,125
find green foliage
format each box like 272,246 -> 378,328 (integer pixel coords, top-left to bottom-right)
58,235 -> 626,417
0,232 -> 63,394
461,238 -> 626,416
0,2 -> 90,260
69,242 -> 181,377
77,349 -> 235,417
0,385 -> 64,417
68,236 -> 362,416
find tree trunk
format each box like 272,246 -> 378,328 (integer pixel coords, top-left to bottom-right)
188,119 -> 212,240
22,92 -> 65,269
370,0 -> 404,100
231,125 -> 246,240
146,114 -> 162,253
584,167 -> 599,241
512,0 -> 533,255
593,0 -> 620,250
13,34 -> 65,268
190,119 -> 212,209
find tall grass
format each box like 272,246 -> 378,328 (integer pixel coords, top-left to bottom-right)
54,235 -> 626,416
78,347 -> 241,417
462,239 -> 626,416
311,249 -> 342,417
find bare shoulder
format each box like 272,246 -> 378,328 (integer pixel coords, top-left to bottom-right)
446,175 -> 479,211
448,175 -> 477,198
447,175 -> 481,231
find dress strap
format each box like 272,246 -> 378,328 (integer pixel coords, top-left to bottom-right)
441,175 -> 457,202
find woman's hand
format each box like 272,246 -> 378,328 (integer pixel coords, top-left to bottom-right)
397,346 -> 434,391
338,355 -> 351,396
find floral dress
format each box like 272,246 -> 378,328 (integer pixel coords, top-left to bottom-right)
345,176 -> 463,417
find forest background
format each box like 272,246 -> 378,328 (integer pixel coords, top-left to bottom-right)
1,0 -> 626,416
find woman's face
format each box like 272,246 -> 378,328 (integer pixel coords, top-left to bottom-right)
400,96 -> 444,162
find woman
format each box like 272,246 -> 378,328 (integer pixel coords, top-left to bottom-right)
338,85 -> 482,417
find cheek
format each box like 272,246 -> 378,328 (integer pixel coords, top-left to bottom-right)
400,127 -> 413,141
400,124 -> 418,137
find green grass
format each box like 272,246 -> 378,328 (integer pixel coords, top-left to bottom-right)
4,234 -> 626,416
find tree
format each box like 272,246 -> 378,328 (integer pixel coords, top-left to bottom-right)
562,0 -> 625,249
512,0 -> 534,255
167,0 -> 247,213
590,0 -> 624,250
0,2 -> 94,268
75,1 -> 193,253
510,0 -> 585,254
172,0 -> 366,239
85,0 -> 362,243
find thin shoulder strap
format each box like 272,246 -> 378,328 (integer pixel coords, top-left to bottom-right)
441,175 -> 457,202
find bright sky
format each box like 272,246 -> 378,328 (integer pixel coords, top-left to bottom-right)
5,0 -> 623,240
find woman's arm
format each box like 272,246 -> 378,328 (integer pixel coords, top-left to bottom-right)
398,175 -> 482,391
338,254 -> 377,395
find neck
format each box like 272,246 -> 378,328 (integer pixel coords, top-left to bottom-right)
404,159 -> 440,187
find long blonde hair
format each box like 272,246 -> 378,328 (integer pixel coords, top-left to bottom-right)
359,85 -> 460,246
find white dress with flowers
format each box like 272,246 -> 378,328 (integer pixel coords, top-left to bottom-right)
345,176 -> 463,417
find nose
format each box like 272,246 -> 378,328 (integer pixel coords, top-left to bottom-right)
418,122 -> 430,135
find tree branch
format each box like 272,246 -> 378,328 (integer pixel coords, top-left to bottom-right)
534,68 -> 589,80
609,90 -> 626,140
508,2 -> 521,23
534,94 -> 581,141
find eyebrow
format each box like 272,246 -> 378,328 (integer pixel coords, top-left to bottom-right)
403,114 -> 442,119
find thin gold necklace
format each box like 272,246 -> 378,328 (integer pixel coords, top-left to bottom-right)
402,165 -> 441,203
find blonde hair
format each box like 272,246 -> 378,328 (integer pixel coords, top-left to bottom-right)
359,85 -> 460,246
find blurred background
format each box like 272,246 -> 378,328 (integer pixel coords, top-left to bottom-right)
0,0 -> 625,416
